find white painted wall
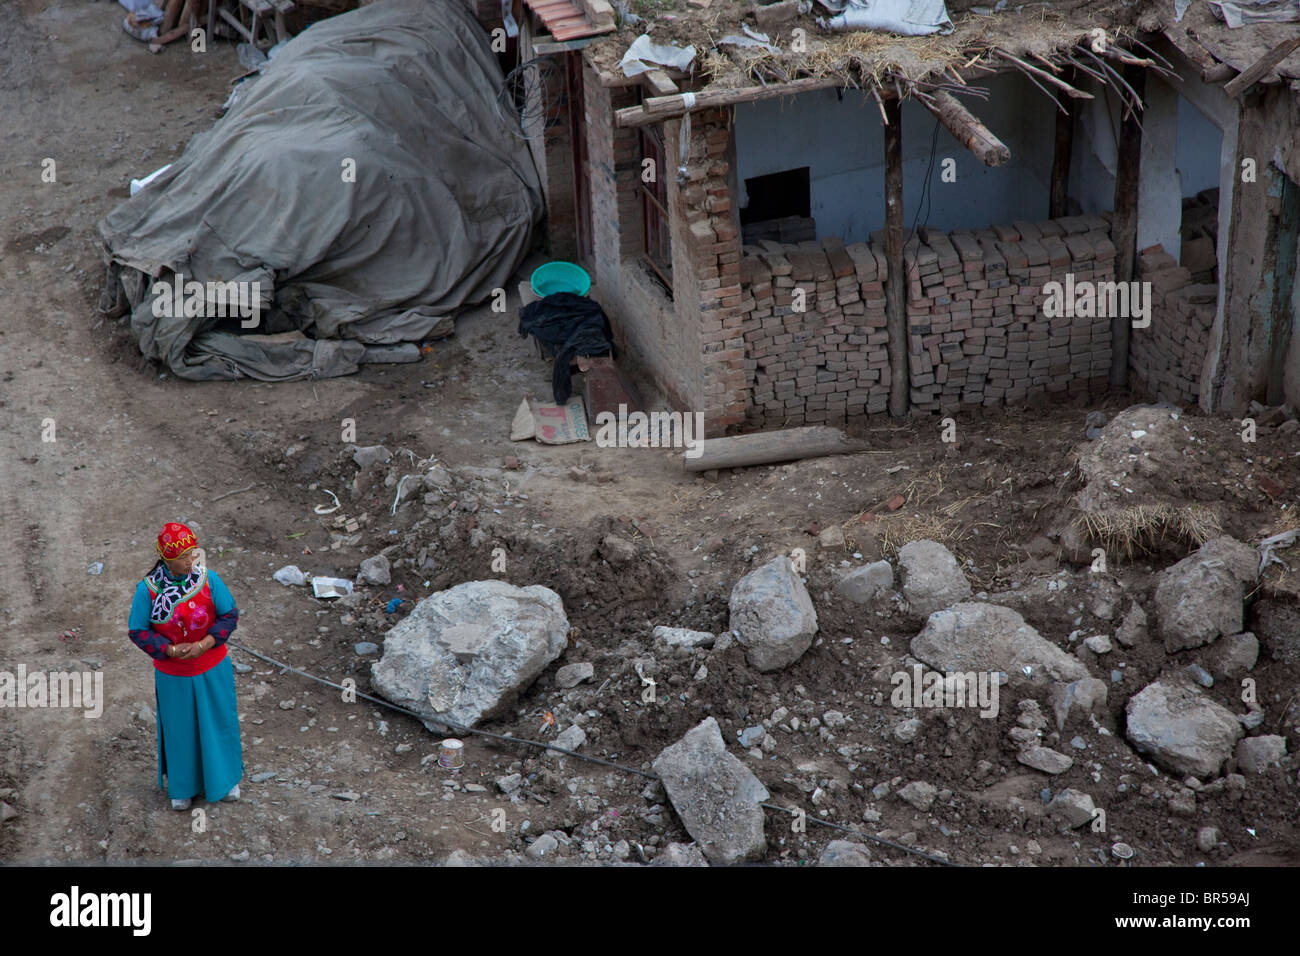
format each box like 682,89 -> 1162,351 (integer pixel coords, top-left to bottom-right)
1176,96 -> 1224,199
1138,78 -> 1182,261
733,72 -> 1057,240
1069,75 -> 1122,214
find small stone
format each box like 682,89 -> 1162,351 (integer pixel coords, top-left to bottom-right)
358,555 -> 391,586
496,773 -> 522,793
230,850 -> 250,862
896,781 -> 937,811
137,704 -> 154,723
818,840 -> 873,866
525,834 -> 559,859
354,641 -> 380,656
250,771 -> 276,783
1084,634 -> 1112,654
1238,710 -> 1266,730
0,802 -> 18,824
555,662 -> 594,689
1235,735 -> 1287,774
1196,826 -> 1220,853
353,445 -> 392,468
822,710 -> 847,729
1115,602 -> 1147,647
1017,747 -> 1074,775
331,791 -> 361,801
278,700 -> 295,710
1070,736 -> 1087,750
893,718 -> 923,743
738,726 -> 765,748
1185,664 -> 1214,688
550,725 -> 587,753
651,626 -> 715,650
599,535 -> 637,567
1048,788 -> 1096,828
834,561 -> 894,603
273,565 -> 306,586
818,526 -> 845,550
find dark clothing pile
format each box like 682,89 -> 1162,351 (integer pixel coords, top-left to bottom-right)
518,292 -> 616,403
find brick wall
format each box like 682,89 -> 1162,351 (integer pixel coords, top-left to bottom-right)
741,238 -> 892,427
906,216 -> 1115,410
736,215 -> 1117,425
1129,246 -> 1216,405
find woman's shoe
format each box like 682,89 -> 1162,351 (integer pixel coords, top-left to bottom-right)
220,784 -> 240,803
171,798 -> 192,811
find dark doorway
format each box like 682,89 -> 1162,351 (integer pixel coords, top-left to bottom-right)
740,167 -> 811,224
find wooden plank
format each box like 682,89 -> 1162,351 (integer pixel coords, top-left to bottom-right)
1109,63 -> 1144,386
883,94 -> 908,418
641,69 -> 677,97
682,426 -> 866,471
1223,35 -> 1300,98
217,6 -> 255,42
917,90 -> 1009,167
533,35 -> 596,54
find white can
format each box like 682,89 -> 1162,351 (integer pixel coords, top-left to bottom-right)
438,738 -> 464,769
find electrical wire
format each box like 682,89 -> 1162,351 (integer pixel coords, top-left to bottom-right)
227,640 -> 962,865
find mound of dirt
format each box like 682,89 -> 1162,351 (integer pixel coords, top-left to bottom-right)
1053,405 -> 1244,562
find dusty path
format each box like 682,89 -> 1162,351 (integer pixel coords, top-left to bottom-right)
3,0 -> 1297,868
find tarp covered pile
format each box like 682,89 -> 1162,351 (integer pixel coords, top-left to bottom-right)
99,0 -> 543,381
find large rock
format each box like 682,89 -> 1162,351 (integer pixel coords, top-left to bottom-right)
1048,789 -> 1097,828
652,717 -> 770,864
1154,536 -> 1255,652
1124,679 -> 1244,778
371,581 -> 569,729
911,603 -> 1089,690
729,556 -> 818,672
897,540 -> 971,615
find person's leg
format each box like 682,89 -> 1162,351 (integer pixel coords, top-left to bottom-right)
194,656 -> 244,802
154,670 -> 204,804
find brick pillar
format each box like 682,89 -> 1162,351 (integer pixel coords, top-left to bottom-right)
671,107 -> 747,434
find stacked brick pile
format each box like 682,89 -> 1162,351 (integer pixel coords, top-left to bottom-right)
740,237 -> 892,426
1128,246 -> 1216,405
904,216 -> 1115,411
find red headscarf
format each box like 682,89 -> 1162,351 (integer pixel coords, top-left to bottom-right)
156,522 -> 198,560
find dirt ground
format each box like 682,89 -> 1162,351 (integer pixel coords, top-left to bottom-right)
2,0 -> 1298,867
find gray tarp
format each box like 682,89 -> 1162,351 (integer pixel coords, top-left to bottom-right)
99,0 -> 543,381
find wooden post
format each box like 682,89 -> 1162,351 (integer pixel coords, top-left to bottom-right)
884,94 -> 909,418
917,91 -> 1010,166
1223,35 -> 1300,99
1109,65 -> 1144,387
1049,70 -> 1075,218
1267,172 -> 1299,406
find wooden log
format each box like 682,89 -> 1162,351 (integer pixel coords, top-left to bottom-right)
1223,35 -> 1300,98
1109,63 -> 1144,387
682,426 -> 865,471
1049,71 -> 1075,218
918,90 -> 1009,167
883,94 -> 909,418
1201,63 -> 1237,84
616,76 -> 844,126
